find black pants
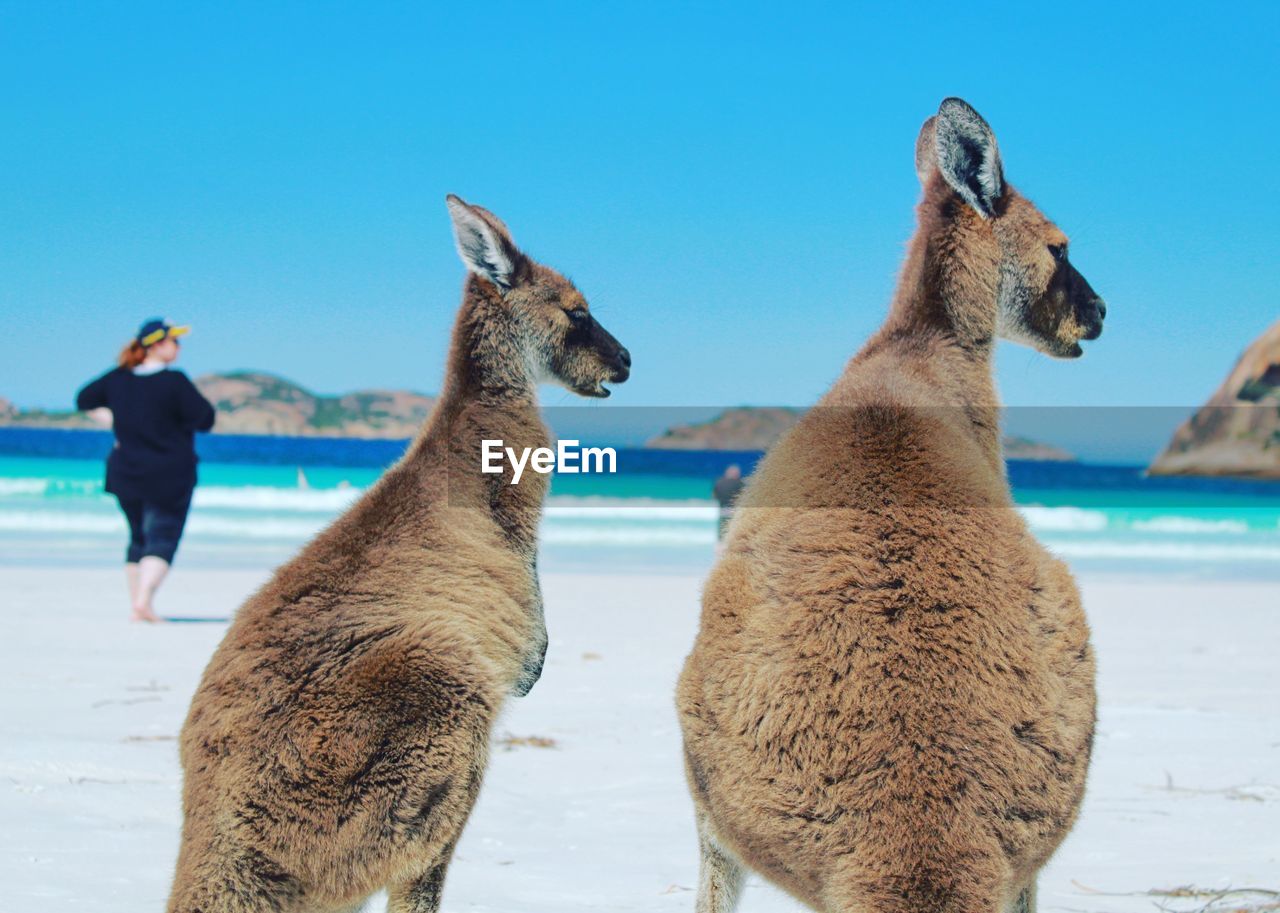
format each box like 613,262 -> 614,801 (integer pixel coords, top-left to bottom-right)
116,495 -> 192,564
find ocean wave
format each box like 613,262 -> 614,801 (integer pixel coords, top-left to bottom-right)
0,509 -> 327,540
0,476 -> 363,512
0,478 -> 52,496
1018,506 -> 1109,532
0,476 -> 101,497
0,510 -> 122,533
1129,516 -> 1251,535
1044,539 -> 1280,561
192,489 -> 718,520
0,508 -> 708,547
4,484 -> 1279,563
547,498 -> 718,521
3,477 -> 1274,545
192,485 -> 363,512
542,525 -> 715,546
189,515 -> 329,539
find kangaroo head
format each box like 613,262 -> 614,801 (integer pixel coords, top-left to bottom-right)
915,98 -> 1106,358
446,195 -> 631,397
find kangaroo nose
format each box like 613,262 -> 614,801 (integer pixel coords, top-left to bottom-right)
617,346 -> 632,369
1081,298 -> 1106,341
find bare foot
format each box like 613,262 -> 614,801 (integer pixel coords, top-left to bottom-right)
131,604 -> 163,623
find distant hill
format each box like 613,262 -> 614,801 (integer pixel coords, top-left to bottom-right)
195,372 -> 435,438
6,379 -> 1074,458
0,395 -> 102,430
647,407 -> 802,451
1000,435 -> 1076,462
0,371 -> 436,440
647,406 -> 1076,461
1149,319 -> 1280,479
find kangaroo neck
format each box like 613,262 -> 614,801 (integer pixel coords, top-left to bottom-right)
439,276 -> 539,403
409,277 -> 551,557
885,194 -> 1000,357
864,192 -> 1004,465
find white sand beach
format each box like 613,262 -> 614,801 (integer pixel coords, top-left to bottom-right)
2,563 -> 1277,912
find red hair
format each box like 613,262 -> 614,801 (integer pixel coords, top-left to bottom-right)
118,340 -> 147,369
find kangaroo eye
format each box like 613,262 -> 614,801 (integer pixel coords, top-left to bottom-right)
567,309 -> 589,323
1048,244 -> 1067,262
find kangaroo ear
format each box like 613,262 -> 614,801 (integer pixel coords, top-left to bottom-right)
915,115 -> 938,184
445,194 -> 523,289
933,98 -> 1004,217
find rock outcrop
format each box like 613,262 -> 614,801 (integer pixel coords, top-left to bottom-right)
1149,319 -> 1280,479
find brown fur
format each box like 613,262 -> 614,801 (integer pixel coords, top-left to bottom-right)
676,99 -> 1103,913
168,196 -> 629,913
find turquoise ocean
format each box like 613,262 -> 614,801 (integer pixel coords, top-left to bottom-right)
2,428 -> 1279,579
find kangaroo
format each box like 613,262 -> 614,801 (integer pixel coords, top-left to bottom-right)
168,195 -> 631,913
676,98 -> 1105,913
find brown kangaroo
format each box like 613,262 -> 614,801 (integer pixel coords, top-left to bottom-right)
168,195 -> 631,913
677,98 -> 1105,913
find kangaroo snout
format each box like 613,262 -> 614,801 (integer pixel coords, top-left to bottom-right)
611,346 -> 632,382
589,319 -> 631,389
1081,297 -> 1106,340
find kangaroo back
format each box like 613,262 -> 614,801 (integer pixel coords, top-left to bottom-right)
676,99 -> 1099,913
168,196 -> 631,913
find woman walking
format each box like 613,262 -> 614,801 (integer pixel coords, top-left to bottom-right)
77,319 -> 216,622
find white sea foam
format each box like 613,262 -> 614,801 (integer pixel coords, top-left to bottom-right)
0,477 -> 363,511
1044,539 -> 1280,562
192,485 -> 363,512
0,509 -> 326,540
1018,505 -> 1110,532
0,477 -> 100,497
0,510 -> 122,533
0,508 -> 707,547
188,515 -> 329,539
4,484 -> 1278,562
1130,516 -> 1251,535
542,525 -> 715,546
0,478 -> 53,496
546,499 -> 718,522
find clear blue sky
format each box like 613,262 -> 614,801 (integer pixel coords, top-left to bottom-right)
2,2 -> 1276,453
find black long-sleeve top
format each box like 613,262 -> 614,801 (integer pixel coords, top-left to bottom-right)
76,368 -> 216,505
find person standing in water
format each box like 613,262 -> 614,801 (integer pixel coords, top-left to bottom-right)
712,463 -> 745,550
76,319 -> 216,622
